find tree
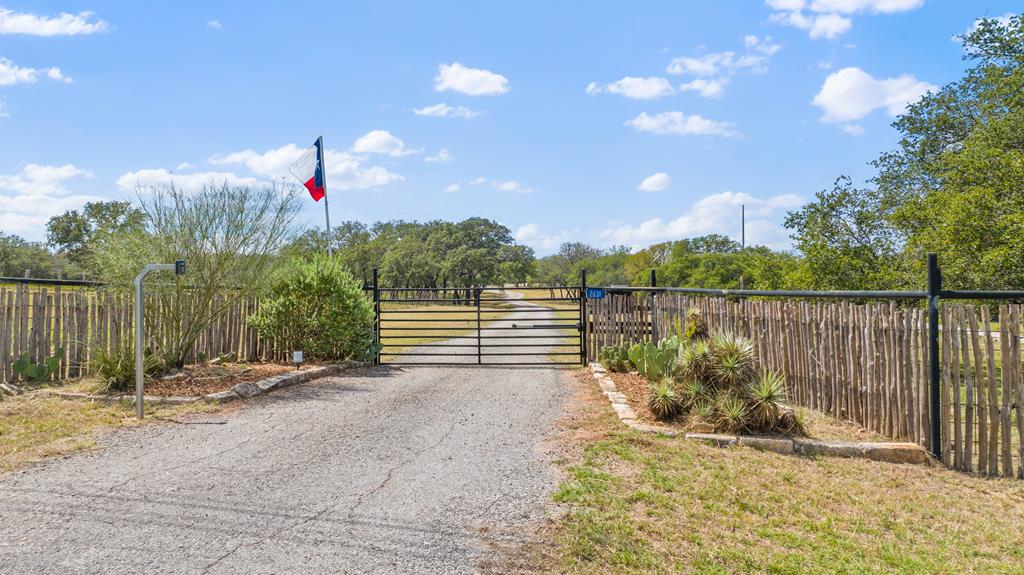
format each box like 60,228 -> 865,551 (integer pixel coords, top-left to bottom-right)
784,177 -> 904,290
46,201 -> 145,274
0,233 -> 66,277
558,242 -> 602,266
787,15 -> 1024,291
93,183 -> 301,367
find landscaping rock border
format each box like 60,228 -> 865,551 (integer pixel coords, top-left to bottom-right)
588,362 -> 929,465
49,361 -> 368,407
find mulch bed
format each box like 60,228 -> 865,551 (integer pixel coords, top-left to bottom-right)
608,371 -> 887,442
145,363 -> 297,397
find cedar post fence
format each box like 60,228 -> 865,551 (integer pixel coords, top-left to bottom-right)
584,253 -> 1024,477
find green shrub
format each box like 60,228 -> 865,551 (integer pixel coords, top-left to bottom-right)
90,340 -> 164,393
248,254 -> 378,362
598,344 -> 632,372
648,378 -> 684,420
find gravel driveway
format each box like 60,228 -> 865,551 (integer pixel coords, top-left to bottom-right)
0,299 -> 572,574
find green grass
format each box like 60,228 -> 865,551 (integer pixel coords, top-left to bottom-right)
0,391 -> 218,474
378,303 -> 511,357
548,371 -> 1024,575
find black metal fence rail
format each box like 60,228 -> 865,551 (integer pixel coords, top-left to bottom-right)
585,254 -> 1024,472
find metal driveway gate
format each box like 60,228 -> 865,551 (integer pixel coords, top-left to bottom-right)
365,270 -> 584,366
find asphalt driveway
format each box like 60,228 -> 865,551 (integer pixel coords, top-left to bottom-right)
0,359 -> 570,573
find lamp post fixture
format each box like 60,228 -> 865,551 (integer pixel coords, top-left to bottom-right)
134,260 -> 185,419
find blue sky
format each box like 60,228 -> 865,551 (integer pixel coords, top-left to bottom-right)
0,1 -> 1018,255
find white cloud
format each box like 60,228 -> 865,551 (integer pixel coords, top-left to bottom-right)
841,123 -> 864,135
585,76 -> 675,100
812,66 -> 936,125
0,58 -> 70,86
638,172 -> 672,192
414,102 -> 479,118
425,148 -> 453,163
434,62 -> 509,96
665,36 -> 780,98
678,78 -> 728,98
744,35 -> 783,55
626,111 -> 738,137
0,8 -> 108,36
46,67 -> 71,83
175,162 -> 193,170
767,0 -> 921,38
207,20 -> 222,29
599,191 -> 803,249
514,224 -> 572,253
115,169 -> 261,191
351,130 -> 419,157
208,142 -> 404,190
471,177 -> 534,194
443,183 -> 461,193
667,51 -> 768,77
0,163 -> 101,237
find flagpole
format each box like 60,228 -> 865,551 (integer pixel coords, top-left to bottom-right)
318,135 -> 333,257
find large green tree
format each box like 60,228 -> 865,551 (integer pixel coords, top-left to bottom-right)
787,15 -> 1024,290
46,200 -> 145,274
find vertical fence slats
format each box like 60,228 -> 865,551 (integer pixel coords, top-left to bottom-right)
586,292 -> 1022,477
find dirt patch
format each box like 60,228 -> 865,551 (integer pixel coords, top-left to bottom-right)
608,371 -> 889,442
145,363 -> 297,397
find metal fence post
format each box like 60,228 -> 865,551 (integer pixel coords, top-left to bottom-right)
372,267 -> 380,365
580,269 -> 588,365
475,287 -> 482,365
927,253 -> 942,459
649,268 -> 658,342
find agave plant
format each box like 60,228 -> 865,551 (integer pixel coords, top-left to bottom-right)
677,339 -> 713,381
710,333 -> 755,390
716,392 -> 749,433
680,377 -> 709,409
692,397 -> 716,423
647,378 -> 683,420
747,370 -> 787,431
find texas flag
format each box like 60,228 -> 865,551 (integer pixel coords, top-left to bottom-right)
289,137 -> 326,202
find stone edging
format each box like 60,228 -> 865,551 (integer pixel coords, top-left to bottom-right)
50,361 -> 368,406
588,362 -> 929,465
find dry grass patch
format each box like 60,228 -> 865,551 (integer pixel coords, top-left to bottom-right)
549,371 -> 1024,574
0,392 -> 218,474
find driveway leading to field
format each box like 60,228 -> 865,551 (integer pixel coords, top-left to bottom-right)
0,303 -> 572,574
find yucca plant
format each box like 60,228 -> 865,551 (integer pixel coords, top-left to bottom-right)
692,398 -> 716,423
90,341 -> 164,393
710,333 -> 755,390
680,377 -> 709,409
647,378 -> 683,421
677,339 -> 713,381
716,392 -> 749,433
747,370 -> 787,431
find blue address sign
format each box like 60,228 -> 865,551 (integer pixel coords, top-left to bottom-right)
585,288 -> 606,299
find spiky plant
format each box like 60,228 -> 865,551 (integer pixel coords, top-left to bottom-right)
683,308 -> 709,342
692,398 -> 716,423
747,370 -> 787,431
716,392 -> 749,433
647,378 -> 683,421
710,333 -> 755,390
680,378 -> 709,409
678,340 -> 714,381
